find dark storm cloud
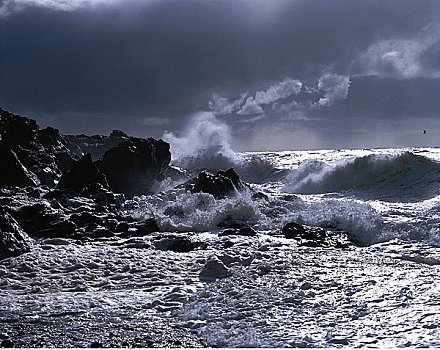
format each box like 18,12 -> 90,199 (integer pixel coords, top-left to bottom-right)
1,0 -> 440,146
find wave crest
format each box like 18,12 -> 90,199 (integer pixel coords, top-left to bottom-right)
284,151 -> 440,202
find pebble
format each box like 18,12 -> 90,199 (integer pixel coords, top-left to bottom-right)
300,282 -> 313,290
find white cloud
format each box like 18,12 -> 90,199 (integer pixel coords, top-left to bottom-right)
210,78 -> 302,116
356,22 -> 440,78
209,73 -> 350,119
0,0 -> 139,14
318,73 -> 350,107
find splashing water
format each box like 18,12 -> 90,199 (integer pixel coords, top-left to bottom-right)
163,112 -> 243,171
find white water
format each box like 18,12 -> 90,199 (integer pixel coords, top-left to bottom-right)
3,114 -> 440,346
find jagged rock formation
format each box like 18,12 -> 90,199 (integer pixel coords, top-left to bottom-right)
0,208 -> 32,260
188,168 -> 243,199
0,108 -> 77,187
97,138 -> 171,197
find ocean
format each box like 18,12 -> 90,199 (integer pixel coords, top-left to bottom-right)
2,146 -> 440,347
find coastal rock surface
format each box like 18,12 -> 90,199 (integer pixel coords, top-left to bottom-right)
0,209 -> 32,260
97,138 -> 171,197
188,168 -> 244,198
0,108 -> 77,187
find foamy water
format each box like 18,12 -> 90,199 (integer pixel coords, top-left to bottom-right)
2,115 -> 440,347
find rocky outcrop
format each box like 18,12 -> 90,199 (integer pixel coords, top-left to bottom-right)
0,145 -> 40,187
97,138 -> 171,197
57,154 -> 108,192
188,168 -> 243,199
0,209 -> 32,260
0,108 -> 77,187
64,130 -> 129,160
282,221 -> 350,248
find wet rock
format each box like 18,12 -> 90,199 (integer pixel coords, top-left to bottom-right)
300,282 -> 313,290
125,219 -> 159,237
218,226 -> 257,237
189,168 -> 243,199
282,222 -> 327,246
33,219 -> 76,238
89,227 -> 114,239
0,144 -> 39,187
154,236 -> 198,252
0,108 -> 76,187
199,256 -> 230,280
97,138 -> 171,197
57,154 -> 108,192
252,191 -> 269,200
1,339 -> 14,348
70,212 -> 100,226
0,209 -> 32,260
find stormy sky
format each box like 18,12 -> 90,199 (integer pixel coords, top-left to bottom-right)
2,0 -> 440,150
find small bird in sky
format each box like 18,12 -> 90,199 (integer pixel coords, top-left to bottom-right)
423,130 -> 427,134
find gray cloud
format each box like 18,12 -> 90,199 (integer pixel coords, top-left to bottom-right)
1,0 -> 440,149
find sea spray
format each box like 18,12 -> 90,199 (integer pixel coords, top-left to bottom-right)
162,112 -> 280,183
163,112 -> 243,171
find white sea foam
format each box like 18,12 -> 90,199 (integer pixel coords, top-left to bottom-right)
283,151 -> 440,202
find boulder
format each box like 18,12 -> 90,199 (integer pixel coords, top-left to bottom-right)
0,145 -> 40,187
0,209 -> 32,260
189,168 -> 243,199
0,108 -> 77,187
97,138 -> 171,197
282,222 -> 326,241
199,256 -> 230,280
57,153 -> 108,192
154,236 -> 198,253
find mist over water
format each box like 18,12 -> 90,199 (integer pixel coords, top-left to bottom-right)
163,112 -> 243,171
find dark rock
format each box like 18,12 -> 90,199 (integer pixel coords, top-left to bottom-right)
1,339 -> 14,348
70,212 -> 100,226
0,209 -> 32,260
189,168 -> 243,199
0,144 -> 39,187
283,222 -> 326,241
154,236 -> 199,253
125,219 -> 159,237
89,227 -> 114,239
218,226 -> 257,237
33,219 -> 76,238
0,334 -> 8,340
90,341 -> 103,348
163,206 -> 185,218
115,222 -> 130,233
252,191 -> 269,200
97,138 -> 171,197
0,108 -> 77,187
57,154 -> 108,192
93,191 -> 125,208
64,130 -> 129,160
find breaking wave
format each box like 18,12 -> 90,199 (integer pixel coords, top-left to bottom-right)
162,112 -> 280,183
284,151 -> 440,202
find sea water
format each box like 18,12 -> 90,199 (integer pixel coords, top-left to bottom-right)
2,128 -> 440,346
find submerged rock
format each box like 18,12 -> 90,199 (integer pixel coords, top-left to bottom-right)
189,168 -> 243,199
0,209 -> 32,260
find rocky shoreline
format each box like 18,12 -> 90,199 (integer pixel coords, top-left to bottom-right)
0,108 -> 360,348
